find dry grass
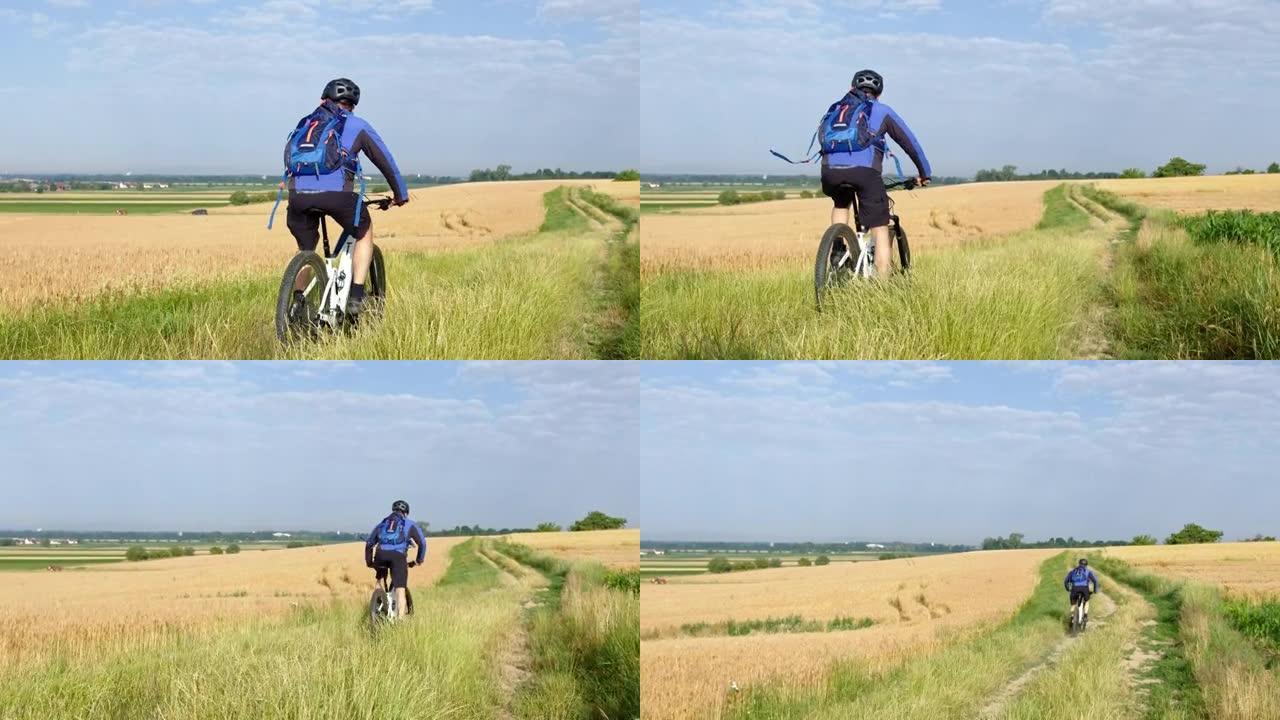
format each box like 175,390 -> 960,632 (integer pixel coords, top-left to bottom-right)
503,528 -> 639,569
1094,174 -> 1280,213
0,538 -> 465,667
0,180 -> 634,310
1102,541 -> 1280,599
640,180 -> 1057,276
640,549 -> 1056,720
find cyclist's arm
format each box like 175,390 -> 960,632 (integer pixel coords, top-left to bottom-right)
882,107 -> 931,179
409,523 -> 427,565
1090,570 -> 1100,591
351,120 -> 409,202
364,524 -> 381,566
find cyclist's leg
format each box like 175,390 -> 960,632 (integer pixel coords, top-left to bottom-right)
285,193 -> 321,292
821,167 -> 855,226
328,194 -> 374,308
852,169 -> 893,276
387,551 -> 409,618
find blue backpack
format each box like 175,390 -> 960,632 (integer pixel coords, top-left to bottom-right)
377,513 -> 409,549
283,105 -> 352,179
1069,567 -> 1091,586
819,91 -> 878,155
266,104 -> 365,230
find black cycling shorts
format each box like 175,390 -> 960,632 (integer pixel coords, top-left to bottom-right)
286,191 -> 372,251
374,548 -> 409,589
820,165 -> 891,228
1069,588 -> 1092,606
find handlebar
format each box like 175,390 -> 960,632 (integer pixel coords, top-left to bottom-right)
366,196 -> 395,211
886,178 -> 920,191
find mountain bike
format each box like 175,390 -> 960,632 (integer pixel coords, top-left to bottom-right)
1068,590 -> 1090,635
369,563 -> 414,627
814,178 -> 916,310
275,196 -> 394,344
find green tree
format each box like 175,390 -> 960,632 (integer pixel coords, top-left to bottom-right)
0,539 -> 12,547
717,189 -> 741,206
614,169 -> 640,181
768,558 -> 782,568
228,190 -> 251,205
226,544 -> 242,554
125,546 -> 150,562
815,555 -> 831,566
494,164 -> 512,181
184,546 -> 196,556
800,190 -> 815,199
1008,532 -> 1025,548
1268,162 -> 1279,174
40,538 -> 51,547
209,546 -> 224,555
707,557 -> 732,573
535,522 -> 562,532
1131,534 -> 1158,546
753,557 -> 770,569
1120,168 -> 1146,179
1152,157 -> 1206,178
570,511 -> 626,531
1244,534 -> 1277,542
168,547 -> 185,558
797,557 -> 812,567
1166,523 -> 1223,545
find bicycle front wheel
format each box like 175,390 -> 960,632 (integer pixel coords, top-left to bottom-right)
365,244 -> 388,318
814,223 -> 858,310
276,251 -> 328,344
896,224 -> 911,272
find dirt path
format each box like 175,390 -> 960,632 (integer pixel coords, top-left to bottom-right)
978,589 -> 1120,719
484,542 -> 550,720
1067,183 -> 1129,360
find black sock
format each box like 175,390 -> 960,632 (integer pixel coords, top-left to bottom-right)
350,283 -> 365,301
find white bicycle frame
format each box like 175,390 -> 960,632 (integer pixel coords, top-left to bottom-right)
1072,593 -> 1090,626
301,233 -> 356,328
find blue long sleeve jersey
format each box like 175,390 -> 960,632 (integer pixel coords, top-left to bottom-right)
1064,567 -> 1100,590
365,515 -> 426,565
820,94 -> 931,178
288,102 -> 409,201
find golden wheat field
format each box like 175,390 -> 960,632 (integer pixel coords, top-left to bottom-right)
640,549 -> 1056,720
0,180 -> 638,310
0,538 -> 464,667
1102,541 -> 1280,598
1094,173 -> 1280,213
640,180 -> 1058,275
504,528 -> 639,568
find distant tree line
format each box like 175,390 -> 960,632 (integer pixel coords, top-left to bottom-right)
974,166 -> 1123,182
981,533 -> 1131,550
0,529 -> 364,544
643,173 -> 968,187
468,165 -> 617,182
644,540 -> 970,554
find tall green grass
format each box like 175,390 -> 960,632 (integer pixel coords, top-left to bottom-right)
723,554 -> 1075,720
0,188 -> 614,359
642,184 -> 1108,358
1180,210 -> 1280,260
1093,555 -> 1280,720
0,539 -> 523,720
1103,207 -> 1280,359
498,542 -> 640,720
1223,598 -> 1280,650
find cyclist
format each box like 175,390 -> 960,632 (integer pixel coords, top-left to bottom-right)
285,78 -> 410,318
364,499 -> 426,619
1064,558 -> 1100,624
819,69 -> 931,278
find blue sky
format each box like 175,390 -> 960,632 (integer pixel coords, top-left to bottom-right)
0,361 -> 639,532
1,0 -> 635,175
639,362 -> 1280,544
637,0 -> 1280,175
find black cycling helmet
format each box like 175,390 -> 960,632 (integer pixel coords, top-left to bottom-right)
392,500 -> 409,515
322,78 -> 360,107
1078,558 -> 1088,566
853,69 -> 884,96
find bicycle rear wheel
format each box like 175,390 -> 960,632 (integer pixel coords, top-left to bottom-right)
369,587 -> 390,626
276,252 -> 328,344
814,223 -> 859,309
